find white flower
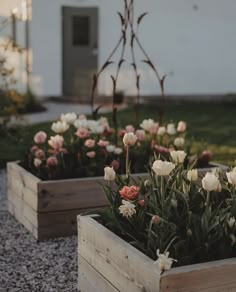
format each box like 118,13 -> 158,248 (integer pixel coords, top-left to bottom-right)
174,137 -> 185,148
228,217 -> 236,228
74,119 -> 89,129
140,119 -> 158,133
152,160 -> 175,176
119,200 -> 136,218
114,147 -> 123,155
51,121 -> 69,133
60,112 -> 77,124
123,132 -> 138,146
104,166 -> 116,181
177,121 -> 187,132
226,167 -> 236,187
202,172 -> 221,192
170,150 -> 187,164
187,169 -> 198,182
167,123 -> 176,135
157,126 -> 166,136
154,249 -> 177,272
106,145 -> 115,153
98,116 -> 109,126
34,158 -> 42,168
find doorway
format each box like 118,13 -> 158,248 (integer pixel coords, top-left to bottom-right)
62,7 -> 98,98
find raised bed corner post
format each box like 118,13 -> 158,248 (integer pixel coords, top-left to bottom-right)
90,0 -> 166,127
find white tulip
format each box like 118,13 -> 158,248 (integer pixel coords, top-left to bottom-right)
226,168 -> 236,187
140,119 -> 155,131
152,160 -> 175,176
202,172 -> 221,192
119,200 -> 136,218
60,112 -> 77,124
157,126 -> 166,136
170,150 -> 187,164
177,121 -> 187,132
123,132 -> 138,146
187,169 -> 198,182
114,147 -> 123,155
34,158 -> 42,168
104,166 -> 116,181
174,137 -> 185,148
167,123 -> 176,135
51,121 -> 69,133
106,145 -> 115,153
154,249 -> 177,272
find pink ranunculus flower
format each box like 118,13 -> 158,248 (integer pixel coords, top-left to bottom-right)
86,151 -> 96,158
46,156 -> 58,167
110,160 -> 120,171
119,185 -> 140,200
35,149 -> 45,159
135,129 -> 146,141
125,125 -> 135,133
97,139 -> 110,147
84,139 -> 95,148
75,127 -> 90,139
177,121 -> 187,132
34,131 -> 47,144
48,135 -> 64,150
138,199 -> 145,206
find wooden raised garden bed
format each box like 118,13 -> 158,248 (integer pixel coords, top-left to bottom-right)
7,162 -> 109,240
78,215 -> 236,292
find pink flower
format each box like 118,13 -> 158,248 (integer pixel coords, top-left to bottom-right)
34,131 -> 47,144
177,121 -> 187,132
152,215 -> 161,224
35,149 -> 45,159
119,186 -> 140,200
48,135 -> 64,150
125,125 -> 135,133
110,160 -> 120,171
154,145 -> 169,154
75,127 -> 90,139
47,156 -> 58,167
97,140 -> 110,147
138,199 -> 145,206
135,129 -> 145,141
84,139 -> 95,148
86,151 -> 96,158
31,145 -> 39,152
118,129 -> 126,137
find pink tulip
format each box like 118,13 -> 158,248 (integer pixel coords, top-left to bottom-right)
84,139 -> 95,148
34,131 -> 47,144
86,151 -> 96,158
97,140 -> 109,147
177,121 -> 187,132
135,129 -> 146,141
125,125 -> 135,133
75,127 -> 90,139
47,156 -> 58,167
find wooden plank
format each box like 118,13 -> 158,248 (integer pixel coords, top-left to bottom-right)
78,215 -> 159,292
23,187 -> 38,211
7,174 -> 24,199
160,258 -> 236,292
7,162 -> 40,193
79,256 -> 119,292
38,177 -> 109,213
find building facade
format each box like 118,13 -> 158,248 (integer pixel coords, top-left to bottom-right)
1,0 -> 236,100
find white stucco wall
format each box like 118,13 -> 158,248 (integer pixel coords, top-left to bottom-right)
2,0 -> 236,97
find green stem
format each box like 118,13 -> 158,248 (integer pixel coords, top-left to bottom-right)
126,145 -> 129,178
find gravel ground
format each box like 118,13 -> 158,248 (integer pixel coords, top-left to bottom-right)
0,169 -> 78,292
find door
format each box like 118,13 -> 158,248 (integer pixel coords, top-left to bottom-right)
62,7 -> 98,97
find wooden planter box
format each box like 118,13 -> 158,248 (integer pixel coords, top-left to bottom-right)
78,215 -> 236,292
7,162 -> 109,240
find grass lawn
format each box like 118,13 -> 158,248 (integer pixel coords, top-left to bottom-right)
0,101 -> 235,168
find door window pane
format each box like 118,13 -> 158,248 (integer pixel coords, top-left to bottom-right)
72,16 -> 89,46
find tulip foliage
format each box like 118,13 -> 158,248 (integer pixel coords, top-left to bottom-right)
100,153 -> 236,270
